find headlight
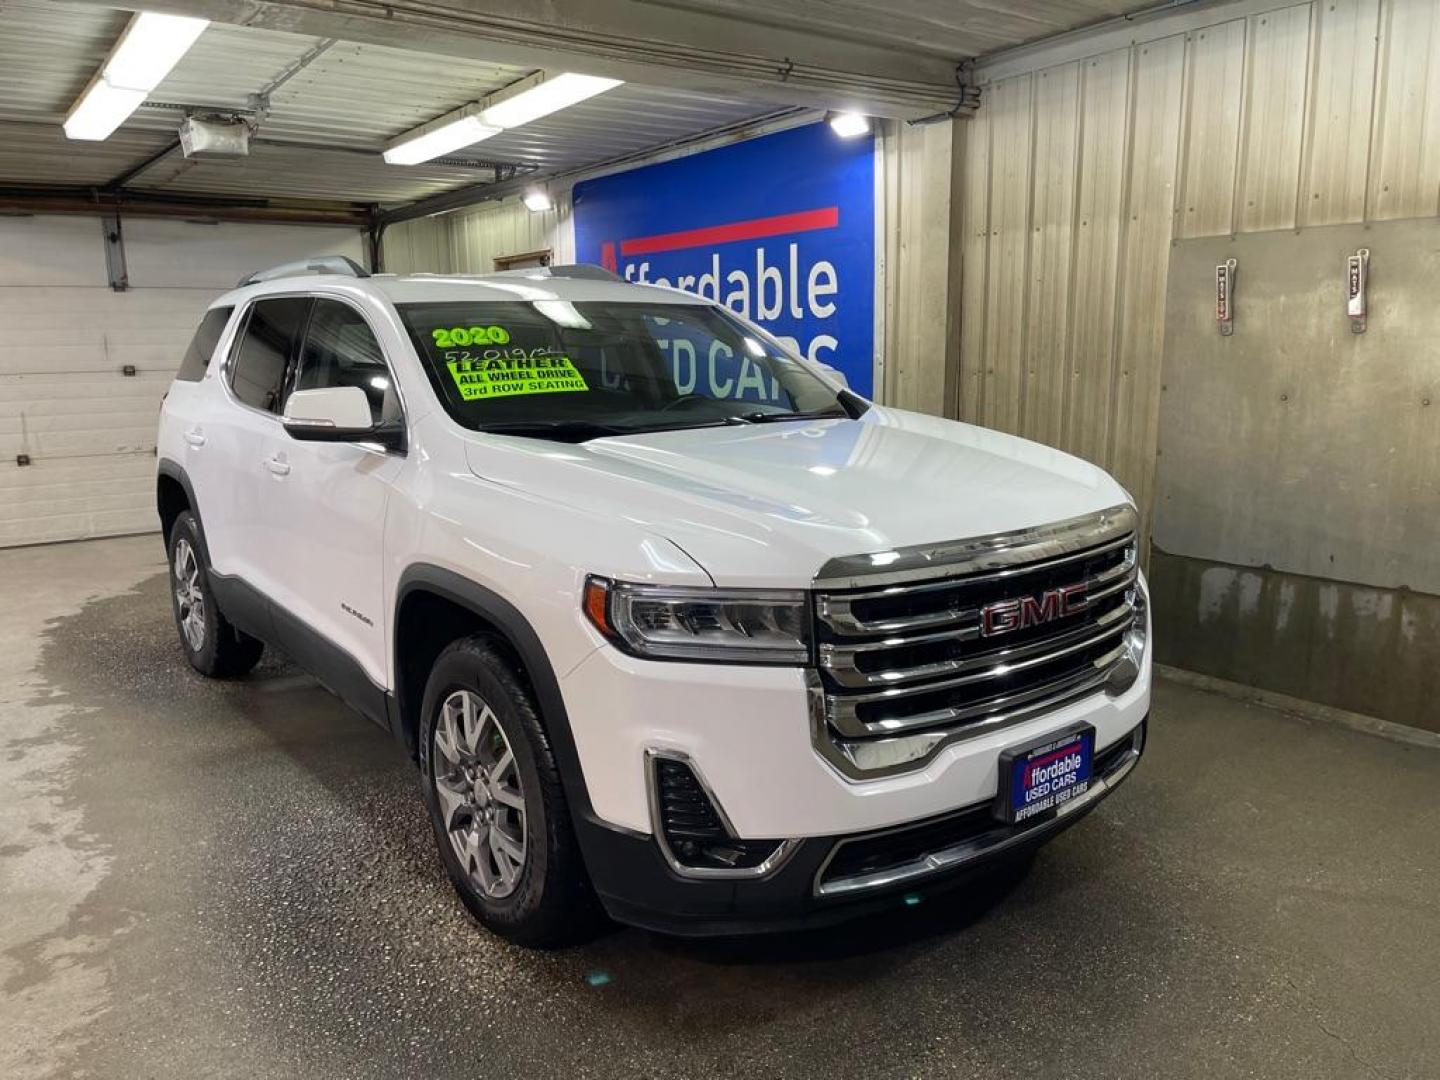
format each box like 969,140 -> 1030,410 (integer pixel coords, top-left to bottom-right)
583,576 -> 810,664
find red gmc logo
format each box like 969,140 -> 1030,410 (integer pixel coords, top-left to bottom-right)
980,584 -> 1089,637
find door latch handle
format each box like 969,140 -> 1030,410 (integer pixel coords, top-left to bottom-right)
265,456 -> 291,476
183,429 -> 206,447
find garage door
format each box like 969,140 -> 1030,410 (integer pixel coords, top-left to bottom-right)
0,215 -> 362,547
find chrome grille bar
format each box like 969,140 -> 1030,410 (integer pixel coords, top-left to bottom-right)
815,531 -> 1136,636
819,593 -> 1135,690
812,504 -> 1137,591
827,629 -> 1132,736
810,504 -> 1143,780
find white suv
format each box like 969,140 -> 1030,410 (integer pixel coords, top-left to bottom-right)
156,257 -> 1150,945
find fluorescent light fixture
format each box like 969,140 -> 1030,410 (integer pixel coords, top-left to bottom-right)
383,110 -> 501,165
522,189 -> 553,212
828,111 -> 871,138
385,71 -> 621,166
63,11 -> 208,141
480,73 -> 623,129
105,12 -> 209,92
64,79 -> 148,141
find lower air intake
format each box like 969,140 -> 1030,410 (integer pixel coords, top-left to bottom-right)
651,755 -> 783,873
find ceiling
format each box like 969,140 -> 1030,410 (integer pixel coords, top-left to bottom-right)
642,0 -> 1161,60
0,0 -> 786,208
0,0 -> 1171,215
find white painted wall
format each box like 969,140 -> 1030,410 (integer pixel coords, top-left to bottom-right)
0,216 -> 363,547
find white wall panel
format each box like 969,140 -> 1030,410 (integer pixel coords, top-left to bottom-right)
1368,0 -> 1440,220
1236,5 -> 1312,232
0,216 -> 362,547
1300,0 -> 1381,225
0,216 -> 107,287
1062,48 -> 1129,468
1176,19 -> 1248,239
125,220 -> 363,288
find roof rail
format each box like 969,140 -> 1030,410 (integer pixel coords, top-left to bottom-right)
482,263 -> 621,283
545,263 -> 621,281
237,255 -> 369,288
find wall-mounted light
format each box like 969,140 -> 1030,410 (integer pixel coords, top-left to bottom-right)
64,11 -> 209,141
385,72 -> 623,166
828,111 -> 871,138
522,189 -> 553,212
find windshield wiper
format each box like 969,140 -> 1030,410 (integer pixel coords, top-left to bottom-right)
730,408 -> 851,425
476,419 -> 631,442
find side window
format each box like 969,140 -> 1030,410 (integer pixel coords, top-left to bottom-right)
228,297 -> 310,413
176,306 -> 233,382
290,299 -> 398,424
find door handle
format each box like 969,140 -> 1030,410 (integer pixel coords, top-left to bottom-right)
264,456 -> 291,477
183,428 -> 206,447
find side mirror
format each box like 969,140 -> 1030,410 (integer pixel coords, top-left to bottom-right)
815,362 -> 850,389
283,387 -> 405,452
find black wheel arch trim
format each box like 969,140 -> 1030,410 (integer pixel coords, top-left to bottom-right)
394,564 -> 618,833
156,458 -> 209,563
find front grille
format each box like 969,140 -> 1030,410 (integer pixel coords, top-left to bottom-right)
810,506 -> 1140,778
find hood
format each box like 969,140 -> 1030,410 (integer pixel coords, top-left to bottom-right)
463,406 -> 1131,587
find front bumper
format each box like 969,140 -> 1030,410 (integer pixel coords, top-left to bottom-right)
559,617 -> 1151,839
577,718 -> 1146,936
557,585 -> 1151,934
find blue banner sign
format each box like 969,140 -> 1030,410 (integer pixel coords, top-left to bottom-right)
572,122 -> 876,396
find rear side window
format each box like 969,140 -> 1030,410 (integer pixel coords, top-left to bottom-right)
229,297 -> 310,413
176,306 -> 233,382
289,299 -> 399,424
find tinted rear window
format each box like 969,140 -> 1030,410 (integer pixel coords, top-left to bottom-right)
175,306 -> 233,382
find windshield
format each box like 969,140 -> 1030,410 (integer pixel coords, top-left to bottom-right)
397,299 -> 852,439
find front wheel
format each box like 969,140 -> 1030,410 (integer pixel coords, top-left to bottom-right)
166,511 -> 264,678
419,637 -> 600,947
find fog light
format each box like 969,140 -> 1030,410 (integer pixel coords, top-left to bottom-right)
647,752 -> 793,876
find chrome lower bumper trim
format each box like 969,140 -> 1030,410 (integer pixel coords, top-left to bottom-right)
813,739 -> 1141,899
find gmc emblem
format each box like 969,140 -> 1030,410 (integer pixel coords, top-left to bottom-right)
980,583 -> 1088,637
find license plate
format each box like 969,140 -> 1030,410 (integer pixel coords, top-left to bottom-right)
995,724 -> 1095,825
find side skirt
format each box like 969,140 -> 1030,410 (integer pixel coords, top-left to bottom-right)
208,570 -> 392,732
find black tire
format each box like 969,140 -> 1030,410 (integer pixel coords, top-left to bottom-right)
166,511 -> 264,678
419,636 -> 600,947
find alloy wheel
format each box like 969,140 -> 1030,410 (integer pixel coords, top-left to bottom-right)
432,689 -> 528,899
173,537 -> 206,652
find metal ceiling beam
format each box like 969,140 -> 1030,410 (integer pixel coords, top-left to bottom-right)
0,185 -> 370,227
61,0 -> 970,120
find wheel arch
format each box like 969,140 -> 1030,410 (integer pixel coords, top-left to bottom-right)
156,458 -> 207,560
392,565 -> 598,821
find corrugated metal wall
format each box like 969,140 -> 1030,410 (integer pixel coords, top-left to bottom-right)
961,0 -> 1440,541
880,119 -> 963,413
382,197 -> 575,275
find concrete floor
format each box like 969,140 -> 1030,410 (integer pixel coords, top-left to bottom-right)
2,536 -> 1438,1080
